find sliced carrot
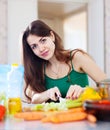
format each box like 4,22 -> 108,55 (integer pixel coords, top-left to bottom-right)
14,111 -> 44,120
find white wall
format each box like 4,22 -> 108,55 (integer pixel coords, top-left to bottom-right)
0,0 -> 7,63
7,0 -> 38,64
87,0 -> 105,85
88,0 -> 104,71
64,11 -> 87,51
105,0 -> 110,77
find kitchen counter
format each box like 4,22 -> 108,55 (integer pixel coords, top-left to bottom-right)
1,100 -> 110,130
0,117 -> 110,130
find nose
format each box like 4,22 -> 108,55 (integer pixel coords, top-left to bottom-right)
38,44 -> 45,52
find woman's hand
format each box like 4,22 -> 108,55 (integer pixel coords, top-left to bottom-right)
66,85 -> 84,99
31,86 -> 61,104
47,86 -> 61,101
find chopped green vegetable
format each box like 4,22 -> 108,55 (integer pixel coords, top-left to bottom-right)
32,104 -> 44,111
32,98 -> 83,112
65,99 -> 82,108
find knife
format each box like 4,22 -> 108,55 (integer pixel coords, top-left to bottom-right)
55,93 -> 66,102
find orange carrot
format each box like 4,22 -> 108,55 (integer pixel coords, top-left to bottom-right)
87,114 -> 97,123
14,111 -> 44,120
14,107 -> 86,122
42,111 -> 87,123
42,111 -> 61,122
44,107 -> 84,116
42,107 -> 85,123
42,115 -> 52,122
67,107 -> 84,113
50,111 -> 87,123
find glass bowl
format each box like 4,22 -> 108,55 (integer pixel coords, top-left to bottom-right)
96,79 -> 110,100
83,100 -> 110,121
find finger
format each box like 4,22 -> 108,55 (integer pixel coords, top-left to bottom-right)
49,87 -> 61,101
56,91 -> 61,98
54,86 -> 61,97
66,85 -> 75,98
76,88 -> 84,97
55,93 -> 59,100
50,92 -> 57,101
47,88 -> 56,100
72,89 -> 81,99
72,86 -> 83,99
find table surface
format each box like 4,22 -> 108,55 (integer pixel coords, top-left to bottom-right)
0,117 -> 110,130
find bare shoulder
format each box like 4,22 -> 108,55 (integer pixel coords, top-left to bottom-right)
70,49 -> 93,72
70,49 -> 107,81
71,49 -> 89,61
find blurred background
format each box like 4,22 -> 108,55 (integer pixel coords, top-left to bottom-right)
0,0 -> 110,84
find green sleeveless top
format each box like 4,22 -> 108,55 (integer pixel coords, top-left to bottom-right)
44,53 -> 89,98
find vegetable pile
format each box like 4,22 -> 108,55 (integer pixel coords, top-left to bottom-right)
14,86 -> 100,123
32,98 -> 82,112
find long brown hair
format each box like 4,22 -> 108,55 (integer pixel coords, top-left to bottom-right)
22,20 -> 83,100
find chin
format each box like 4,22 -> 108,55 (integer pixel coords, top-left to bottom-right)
42,56 -> 51,61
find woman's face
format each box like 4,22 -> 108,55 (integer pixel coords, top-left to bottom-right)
27,32 -> 55,60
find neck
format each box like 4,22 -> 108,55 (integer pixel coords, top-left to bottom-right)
48,55 -> 59,65
48,59 -> 61,78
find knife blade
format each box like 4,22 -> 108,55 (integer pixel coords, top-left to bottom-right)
58,96 -> 66,102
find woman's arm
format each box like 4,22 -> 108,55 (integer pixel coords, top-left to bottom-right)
66,50 -> 107,99
72,51 -> 107,82
26,86 -> 61,104
25,87 -> 48,104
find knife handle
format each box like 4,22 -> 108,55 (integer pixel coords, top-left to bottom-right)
55,93 -> 60,100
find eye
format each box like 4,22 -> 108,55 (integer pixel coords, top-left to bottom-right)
41,38 -> 46,44
31,44 -> 38,50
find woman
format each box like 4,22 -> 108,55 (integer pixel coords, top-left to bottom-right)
22,20 -> 107,104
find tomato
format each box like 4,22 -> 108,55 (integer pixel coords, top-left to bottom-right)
99,100 -> 110,104
0,105 -> 6,120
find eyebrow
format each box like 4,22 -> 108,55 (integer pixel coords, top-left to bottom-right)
39,37 -> 44,43
29,37 -> 44,47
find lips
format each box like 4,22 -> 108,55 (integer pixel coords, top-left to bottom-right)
41,50 -> 49,57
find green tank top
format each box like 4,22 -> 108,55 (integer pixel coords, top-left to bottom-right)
45,53 -> 89,98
